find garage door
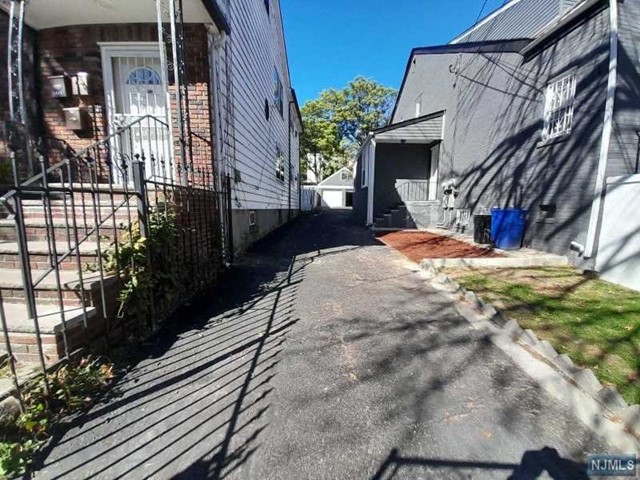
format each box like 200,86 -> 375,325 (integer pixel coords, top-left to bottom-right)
321,190 -> 344,209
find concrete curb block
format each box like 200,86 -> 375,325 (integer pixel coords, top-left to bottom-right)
535,340 -> 558,361
620,405 -> 640,434
596,387 -> 628,412
519,329 -> 538,347
554,354 -> 578,376
421,263 -> 639,437
572,368 -> 603,394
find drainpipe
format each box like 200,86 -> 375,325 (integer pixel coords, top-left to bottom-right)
583,0 -> 618,259
288,99 -> 294,221
208,26 -> 231,264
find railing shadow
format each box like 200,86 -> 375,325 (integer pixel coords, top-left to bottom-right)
372,447 -> 589,480
31,209 -> 384,479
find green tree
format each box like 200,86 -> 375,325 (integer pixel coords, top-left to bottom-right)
300,101 -> 343,182
300,77 -> 396,179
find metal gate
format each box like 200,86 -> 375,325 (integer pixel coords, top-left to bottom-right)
301,185 -> 316,212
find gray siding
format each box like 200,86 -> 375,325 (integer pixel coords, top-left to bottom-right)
392,5 -> 611,260
392,54 -> 455,124
609,0 -> 640,177
373,144 -> 430,217
454,0 -> 560,44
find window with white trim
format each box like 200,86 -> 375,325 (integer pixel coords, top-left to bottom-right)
542,73 -> 576,141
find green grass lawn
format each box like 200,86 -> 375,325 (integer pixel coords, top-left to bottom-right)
445,267 -> 640,405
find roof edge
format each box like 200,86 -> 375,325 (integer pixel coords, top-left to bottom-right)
414,38 -> 532,56
202,0 -> 231,34
375,110 -> 446,135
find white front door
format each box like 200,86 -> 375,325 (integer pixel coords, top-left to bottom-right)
101,43 -> 171,183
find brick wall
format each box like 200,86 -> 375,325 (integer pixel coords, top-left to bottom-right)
38,23 -> 214,176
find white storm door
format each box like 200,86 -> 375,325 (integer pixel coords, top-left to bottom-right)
101,44 -> 171,183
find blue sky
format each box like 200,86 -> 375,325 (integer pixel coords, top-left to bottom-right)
281,0 -> 505,105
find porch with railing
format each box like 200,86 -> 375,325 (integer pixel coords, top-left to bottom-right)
0,0 -> 230,408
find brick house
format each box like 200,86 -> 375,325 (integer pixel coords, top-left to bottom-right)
0,0 -> 301,365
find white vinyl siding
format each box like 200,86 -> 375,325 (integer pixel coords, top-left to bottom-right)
211,0 -> 300,211
542,73 -> 576,141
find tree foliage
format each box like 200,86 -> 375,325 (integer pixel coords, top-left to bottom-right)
300,77 -> 397,180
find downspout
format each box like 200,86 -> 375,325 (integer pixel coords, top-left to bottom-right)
583,0 -> 618,259
288,99 -> 294,221
208,27 -> 230,264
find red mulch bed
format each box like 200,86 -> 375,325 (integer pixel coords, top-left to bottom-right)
378,231 -> 504,263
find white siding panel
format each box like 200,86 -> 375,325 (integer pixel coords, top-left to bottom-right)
211,0 -> 300,211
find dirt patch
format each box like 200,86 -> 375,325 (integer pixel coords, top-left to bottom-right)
378,231 -> 503,263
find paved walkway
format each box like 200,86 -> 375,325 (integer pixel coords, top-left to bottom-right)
34,210 -> 609,479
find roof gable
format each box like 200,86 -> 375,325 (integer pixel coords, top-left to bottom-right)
317,167 -> 354,187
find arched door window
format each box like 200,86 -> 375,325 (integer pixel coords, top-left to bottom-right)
126,66 -> 161,85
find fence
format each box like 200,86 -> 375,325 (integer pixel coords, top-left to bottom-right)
0,115 -> 225,404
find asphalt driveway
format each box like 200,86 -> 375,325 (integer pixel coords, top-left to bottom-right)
34,209 -> 610,479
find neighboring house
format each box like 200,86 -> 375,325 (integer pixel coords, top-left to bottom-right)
315,166 -> 354,209
354,0 -> 640,290
0,0 -> 301,364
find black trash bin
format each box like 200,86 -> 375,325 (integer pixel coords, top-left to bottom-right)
473,214 -> 492,245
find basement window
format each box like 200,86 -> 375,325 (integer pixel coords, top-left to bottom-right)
542,72 -> 576,141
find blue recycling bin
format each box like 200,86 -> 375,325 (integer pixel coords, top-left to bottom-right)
491,208 -> 527,250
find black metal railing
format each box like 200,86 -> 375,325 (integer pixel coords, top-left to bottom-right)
0,115 -> 224,405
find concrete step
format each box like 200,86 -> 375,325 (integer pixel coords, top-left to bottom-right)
0,303 -> 97,335
0,218 -> 124,242
0,267 -> 118,307
0,240 -> 101,270
0,303 -> 100,364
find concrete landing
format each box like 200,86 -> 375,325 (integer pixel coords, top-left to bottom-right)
0,303 -> 97,334
423,227 -> 569,268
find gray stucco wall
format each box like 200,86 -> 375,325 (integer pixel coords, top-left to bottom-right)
392,4 -> 611,262
373,143 -> 431,217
